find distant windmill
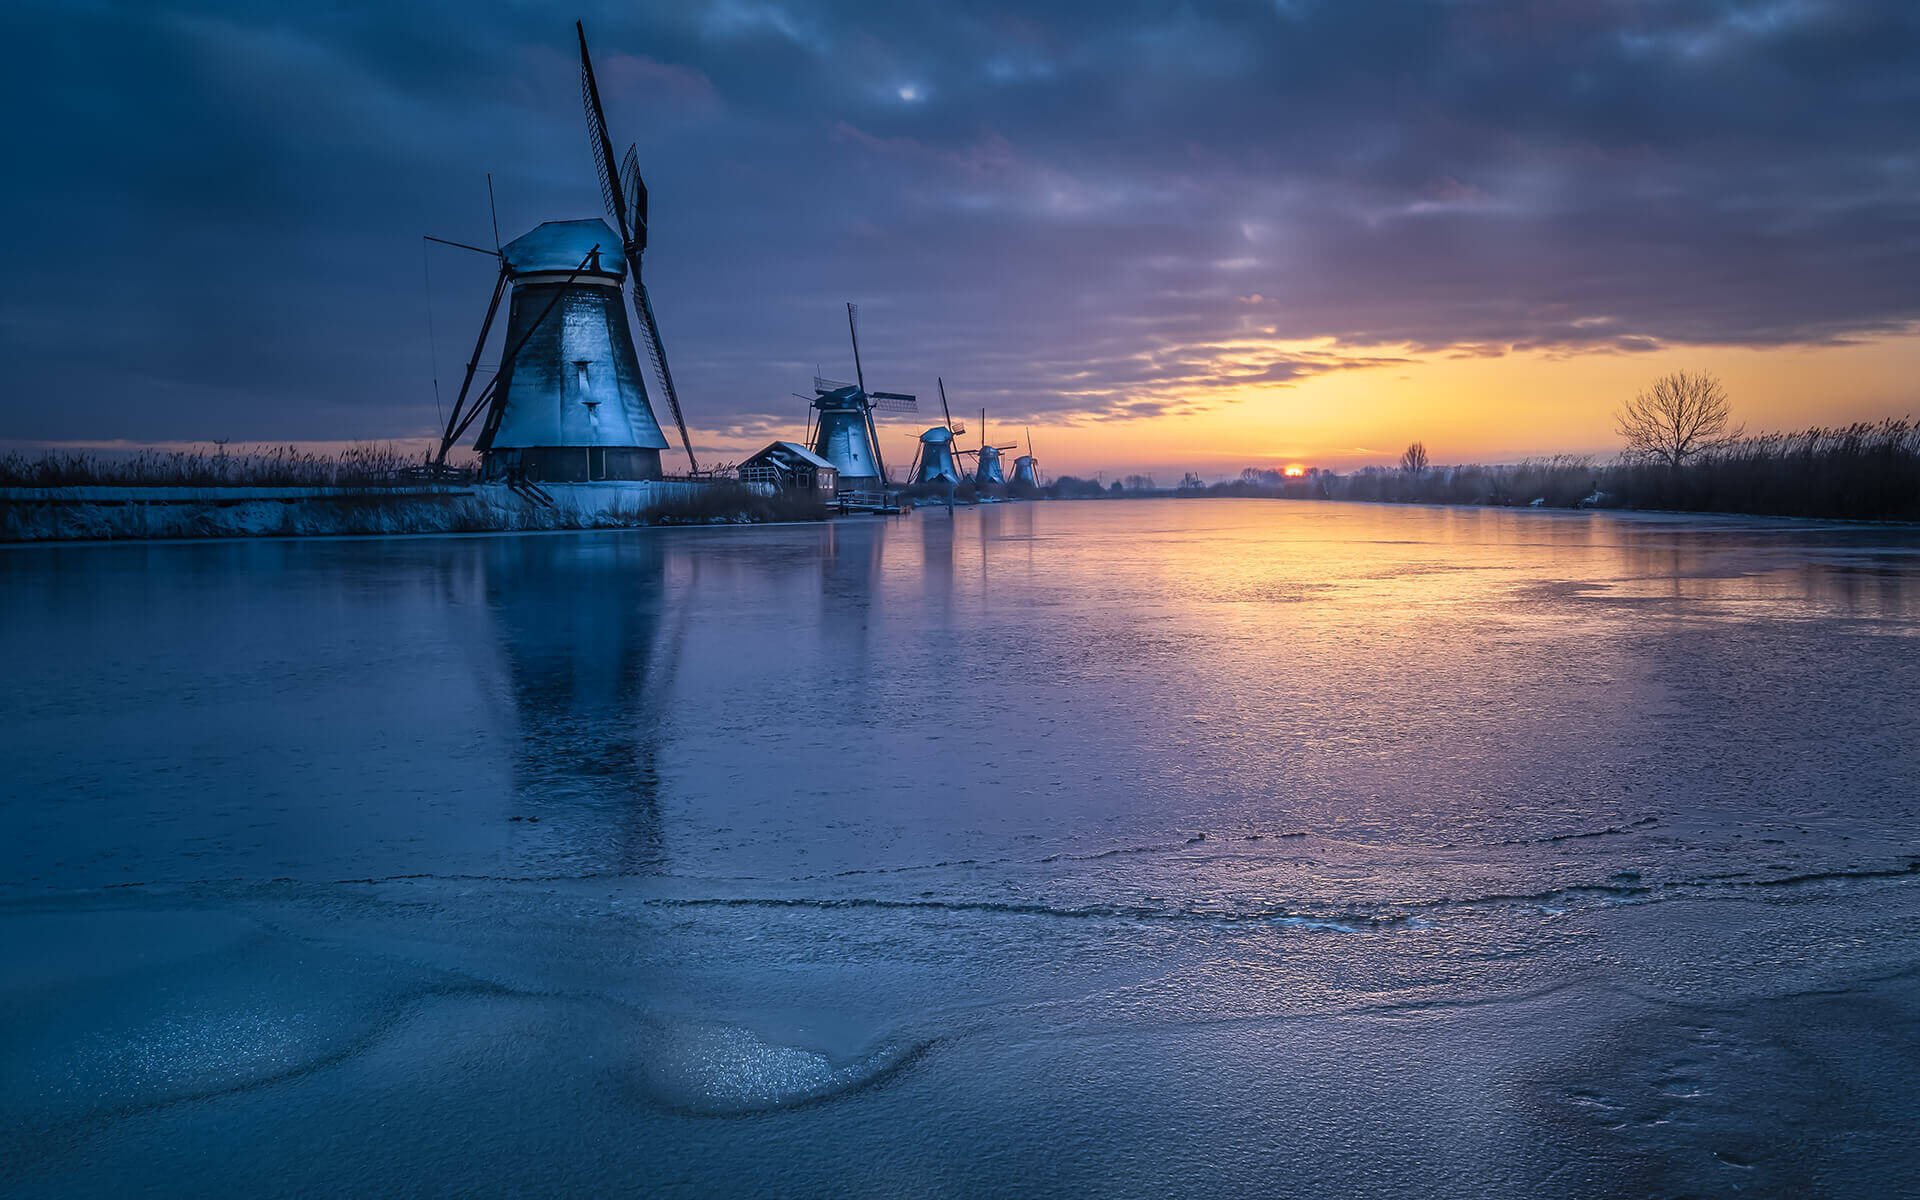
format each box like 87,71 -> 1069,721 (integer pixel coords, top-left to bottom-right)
808,303 -> 917,490
1011,427 -> 1041,490
910,378 -> 967,487
432,21 -> 696,482
971,406 -> 1015,488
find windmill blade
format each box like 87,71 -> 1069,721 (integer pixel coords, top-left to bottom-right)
846,302 -> 865,392
436,262 -> 510,465
869,391 -> 918,413
578,21 -> 629,245
621,144 -> 648,254
866,403 -> 889,482
629,276 -> 699,472
938,377 -> 954,433
814,375 -> 855,394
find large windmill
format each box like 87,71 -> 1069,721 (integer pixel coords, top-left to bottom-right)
808,303 -> 917,490
432,22 -> 696,482
909,378 -> 967,487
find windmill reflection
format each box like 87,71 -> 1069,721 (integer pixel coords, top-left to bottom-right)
816,519 -> 889,690
919,505 -> 956,609
479,535 -> 686,873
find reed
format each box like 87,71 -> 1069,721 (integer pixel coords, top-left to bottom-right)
1599,419 -> 1920,520
642,482 -> 829,524
0,443 -> 434,488
1194,419 -> 1920,521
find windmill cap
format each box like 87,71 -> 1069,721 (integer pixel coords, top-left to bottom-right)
813,384 -> 864,407
501,218 -> 626,279
920,426 -> 955,444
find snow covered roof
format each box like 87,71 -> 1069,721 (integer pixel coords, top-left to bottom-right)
501,219 -> 626,279
774,441 -> 837,470
743,441 -> 837,472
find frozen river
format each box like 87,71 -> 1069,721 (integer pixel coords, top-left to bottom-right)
4,499 -> 1918,1196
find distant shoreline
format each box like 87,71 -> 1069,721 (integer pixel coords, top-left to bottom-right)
1049,492 -> 1920,528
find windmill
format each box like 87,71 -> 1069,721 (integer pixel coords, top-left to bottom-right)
971,407 -> 1015,488
430,22 -> 695,483
808,303 -> 917,490
1011,428 -> 1041,490
909,377 -> 967,487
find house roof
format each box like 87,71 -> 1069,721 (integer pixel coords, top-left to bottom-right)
744,440 -> 837,471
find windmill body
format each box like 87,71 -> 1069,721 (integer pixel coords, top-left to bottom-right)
811,386 -> 888,487
473,220 -> 669,482
971,409 -> 1013,487
1012,431 -> 1040,490
911,426 -> 964,486
975,444 -> 1007,486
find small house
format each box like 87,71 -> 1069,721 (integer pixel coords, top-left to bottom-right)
740,441 -> 839,495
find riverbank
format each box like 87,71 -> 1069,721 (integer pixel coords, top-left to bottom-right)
0,480 -> 828,543
1135,420 -> 1920,521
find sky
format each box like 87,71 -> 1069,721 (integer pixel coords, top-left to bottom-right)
3,0 -> 1918,479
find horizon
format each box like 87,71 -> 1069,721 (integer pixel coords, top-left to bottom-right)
4,2 -> 1918,478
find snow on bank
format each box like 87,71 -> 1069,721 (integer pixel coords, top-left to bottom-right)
0,481 -> 741,543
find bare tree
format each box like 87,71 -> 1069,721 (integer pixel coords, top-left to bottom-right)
1399,441 -> 1429,474
1616,370 -> 1741,466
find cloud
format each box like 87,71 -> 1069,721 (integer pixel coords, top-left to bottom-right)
0,0 -> 1916,446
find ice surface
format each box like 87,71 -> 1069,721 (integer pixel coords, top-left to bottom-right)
3,502 -> 1918,1196
634,1021 -> 927,1114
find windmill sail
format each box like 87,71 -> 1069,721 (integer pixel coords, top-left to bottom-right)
630,276 -> 697,471
579,24 -> 627,243
935,378 -> 963,437
621,145 -> 648,253
847,303 -> 866,391
578,22 -> 698,471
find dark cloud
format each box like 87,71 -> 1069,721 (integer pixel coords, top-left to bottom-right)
1,0 -> 1916,449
